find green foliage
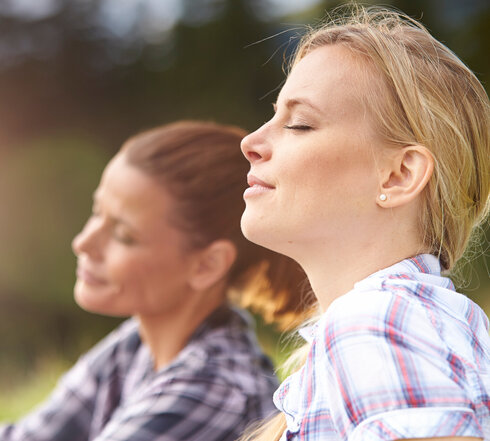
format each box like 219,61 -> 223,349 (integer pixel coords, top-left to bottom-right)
0,135 -> 109,302
0,135 -> 122,372
0,355 -> 70,421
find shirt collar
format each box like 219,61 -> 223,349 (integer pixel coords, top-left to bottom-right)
298,324 -> 317,343
365,253 -> 441,280
353,253 -> 457,294
298,254 -> 446,344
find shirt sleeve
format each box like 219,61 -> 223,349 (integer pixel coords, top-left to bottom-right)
0,353 -> 99,441
320,289 -> 483,441
0,321 -> 134,441
92,376 -> 252,441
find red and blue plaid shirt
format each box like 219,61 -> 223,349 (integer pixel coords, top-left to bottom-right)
275,254 -> 490,440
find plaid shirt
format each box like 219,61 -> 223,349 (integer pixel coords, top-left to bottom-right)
0,306 -> 278,441
275,254 -> 490,440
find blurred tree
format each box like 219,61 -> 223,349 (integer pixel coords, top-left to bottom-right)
0,135 -> 121,371
0,0 -> 487,376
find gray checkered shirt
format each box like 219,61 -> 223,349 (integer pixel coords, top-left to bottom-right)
0,306 -> 278,440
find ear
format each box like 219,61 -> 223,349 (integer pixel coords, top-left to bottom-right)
377,145 -> 434,208
188,240 -> 237,292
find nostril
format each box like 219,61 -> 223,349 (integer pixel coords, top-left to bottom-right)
247,151 -> 262,162
241,129 -> 270,163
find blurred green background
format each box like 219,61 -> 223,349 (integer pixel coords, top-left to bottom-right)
0,0 -> 488,420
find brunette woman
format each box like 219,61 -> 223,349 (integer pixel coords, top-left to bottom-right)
0,121 -> 308,441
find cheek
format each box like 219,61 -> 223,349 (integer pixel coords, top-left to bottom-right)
287,147 -> 376,213
285,153 -> 344,202
119,250 -> 185,290
105,250 -> 151,292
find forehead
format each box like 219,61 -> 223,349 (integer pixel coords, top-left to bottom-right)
96,154 -> 171,219
278,44 -> 368,116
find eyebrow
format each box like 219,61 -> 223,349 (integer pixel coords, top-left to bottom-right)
272,97 -> 322,114
91,192 -> 135,230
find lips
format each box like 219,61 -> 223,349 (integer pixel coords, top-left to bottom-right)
244,173 -> 275,198
247,174 -> 275,189
76,265 -> 107,285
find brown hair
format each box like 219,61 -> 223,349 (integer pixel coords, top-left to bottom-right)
121,120 -> 314,329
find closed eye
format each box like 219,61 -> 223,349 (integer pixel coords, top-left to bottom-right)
283,124 -> 312,131
113,229 -> 135,245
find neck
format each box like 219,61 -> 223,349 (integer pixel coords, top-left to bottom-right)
294,213 -> 425,312
136,282 -> 227,370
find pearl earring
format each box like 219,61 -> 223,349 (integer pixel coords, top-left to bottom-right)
379,194 -> 387,201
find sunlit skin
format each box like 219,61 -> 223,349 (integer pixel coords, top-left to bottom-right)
242,45 -> 424,309
72,153 -> 234,369
242,46 -> 381,253
241,44 -> 478,441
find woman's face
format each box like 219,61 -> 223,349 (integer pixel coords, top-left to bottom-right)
72,153 -> 196,318
241,44 -> 382,258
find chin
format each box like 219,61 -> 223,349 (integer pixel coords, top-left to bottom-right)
74,287 -> 104,314
241,211 -> 308,266
240,212 -> 286,255
74,282 -> 128,317
240,211 -> 267,245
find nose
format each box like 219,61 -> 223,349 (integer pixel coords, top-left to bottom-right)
241,124 -> 272,163
72,217 -> 104,261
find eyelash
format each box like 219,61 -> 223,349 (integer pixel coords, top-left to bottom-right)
113,232 -> 135,245
283,125 -> 312,131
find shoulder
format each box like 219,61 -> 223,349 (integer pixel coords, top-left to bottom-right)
322,282 -> 430,340
313,280 -> 454,379
321,264 -> 465,340
146,308 -> 277,415
320,270 -> 490,362
174,307 -> 275,387
306,289 -> 486,439
297,260 -> 490,439
64,319 -> 141,385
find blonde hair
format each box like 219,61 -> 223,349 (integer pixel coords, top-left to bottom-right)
293,5 -> 489,272
240,4 -> 489,440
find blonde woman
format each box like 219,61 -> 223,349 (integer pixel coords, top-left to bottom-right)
240,5 -> 489,441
